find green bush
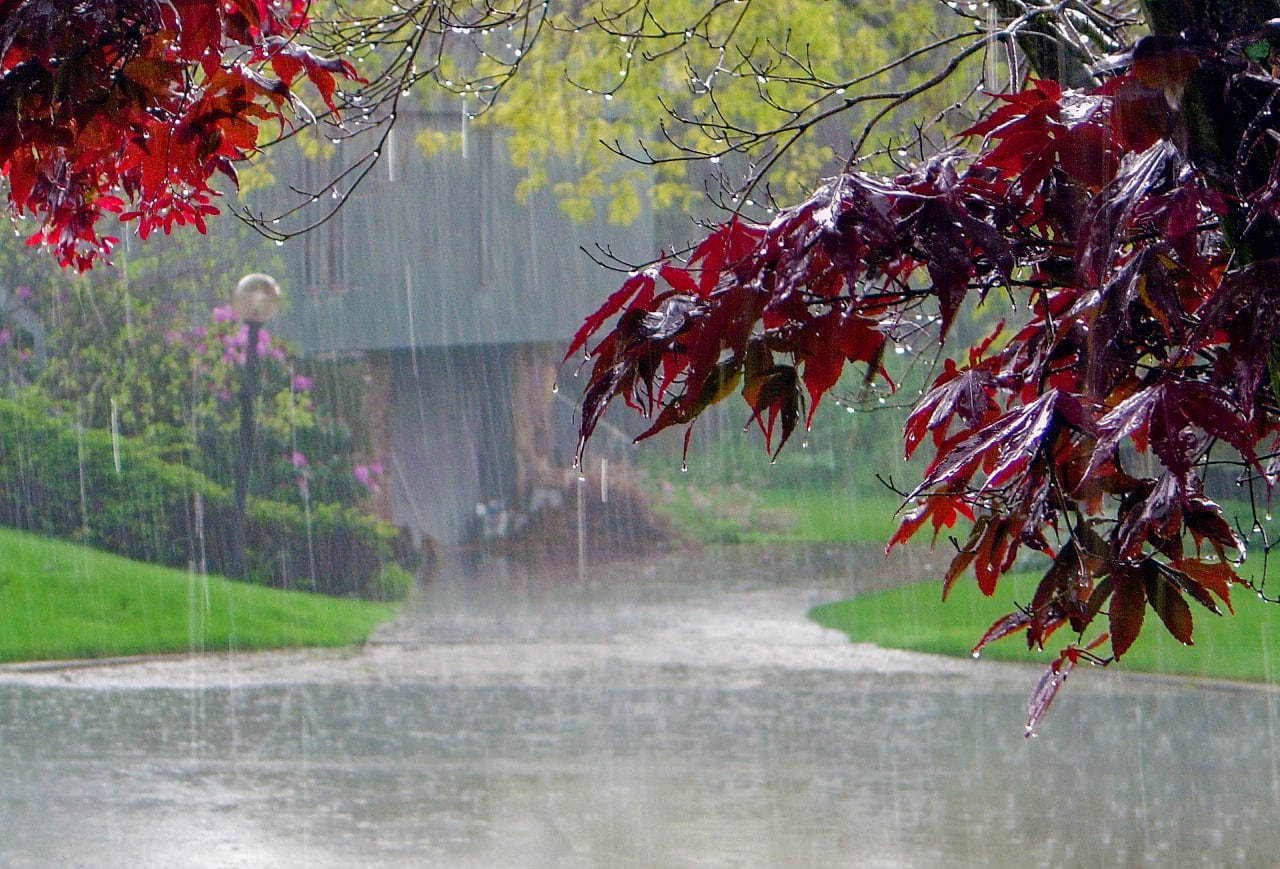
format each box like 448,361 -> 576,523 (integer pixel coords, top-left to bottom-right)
0,396 -> 416,598
368,564 -> 416,602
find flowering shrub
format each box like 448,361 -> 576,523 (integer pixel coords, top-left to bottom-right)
20,230 -> 373,512
0,395 -> 413,597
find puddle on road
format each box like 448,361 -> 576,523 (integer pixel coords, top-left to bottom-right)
0,546 -> 1275,868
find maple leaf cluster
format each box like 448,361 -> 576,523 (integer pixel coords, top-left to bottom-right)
0,0 -> 357,270
570,32 -> 1280,729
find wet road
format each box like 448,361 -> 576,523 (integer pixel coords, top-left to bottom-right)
0,545 -> 1278,868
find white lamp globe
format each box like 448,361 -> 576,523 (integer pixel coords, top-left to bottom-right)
232,273 -> 282,323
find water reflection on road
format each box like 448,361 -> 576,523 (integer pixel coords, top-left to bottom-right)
0,545 -> 1278,868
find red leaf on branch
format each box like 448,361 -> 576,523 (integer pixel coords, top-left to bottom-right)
1109,568 -> 1146,658
973,609 -> 1033,656
904,358 -> 998,458
887,493 -> 975,552
1077,139 -> 1181,286
1087,380 -> 1255,481
563,269 -> 657,364
263,37 -> 363,112
1191,259 -> 1280,410
791,310 -> 886,425
1027,651 -> 1077,736
966,80 -> 1120,196
1026,635 -> 1108,736
1143,561 -> 1195,645
1169,557 -> 1237,613
742,364 -> 803,456
912,390 -> 1061,498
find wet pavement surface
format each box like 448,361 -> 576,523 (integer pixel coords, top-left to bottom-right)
0,545 -> 1278,868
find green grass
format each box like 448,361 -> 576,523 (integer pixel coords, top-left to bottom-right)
810,568 -> 1280,683
0,526 -> 398,662
648,484 -> 907,545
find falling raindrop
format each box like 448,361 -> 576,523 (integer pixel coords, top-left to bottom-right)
404,263 -> 419,378
109,398 -> 121,474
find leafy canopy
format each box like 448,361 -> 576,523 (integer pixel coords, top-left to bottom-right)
567,0 -> 1280,730
0,0 -> 357,269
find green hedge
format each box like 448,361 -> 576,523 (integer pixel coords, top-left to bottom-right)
0,398 -> 416,599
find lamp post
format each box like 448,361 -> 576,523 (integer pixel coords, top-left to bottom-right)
230,273 -> 281,581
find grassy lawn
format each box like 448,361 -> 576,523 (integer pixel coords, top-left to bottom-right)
648,484 -> 907,545
0,526 -> 398,662
810,569 -> 1280,683
646,435 -> 1280,683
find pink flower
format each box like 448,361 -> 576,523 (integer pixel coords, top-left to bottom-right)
353,465 -> 374,490
0,329 -> 11,347
223,328 -> 247,350
292,375 -> 313,392
14,286 -> 31,303
212,305 -> 236,323
291,450 -> 308,468
354,461 -> 383,492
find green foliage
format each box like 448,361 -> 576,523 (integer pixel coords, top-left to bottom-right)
0,526 -> 395,662
416,0 -> 963,221
0,225 -> 372,512
370,564 -> 416,602
0,397 -> 414,598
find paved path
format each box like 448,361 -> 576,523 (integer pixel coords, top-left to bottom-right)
0,545 -> 1276,869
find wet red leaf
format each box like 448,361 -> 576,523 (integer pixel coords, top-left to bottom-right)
1109,569 -> 1146,658
1170,558 -> 1237,614
0,0 -> 356,269
1143,562 -> 1195,645
569,66 -> 1280,730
